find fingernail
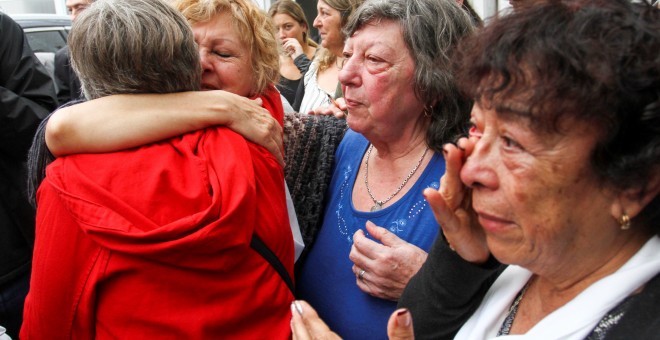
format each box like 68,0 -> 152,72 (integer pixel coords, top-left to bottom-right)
396,309 -> 411,327
292,300 -> 303,315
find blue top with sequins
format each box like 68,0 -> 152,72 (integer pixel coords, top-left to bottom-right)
297,130 -> 444,340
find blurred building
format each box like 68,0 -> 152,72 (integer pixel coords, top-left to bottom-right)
470,0 -> 514,19
0,0 -> 66,15
0,0 -> 512,20
0,0 -> 514,33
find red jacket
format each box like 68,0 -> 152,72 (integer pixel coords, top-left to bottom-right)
22,88 -> 294,339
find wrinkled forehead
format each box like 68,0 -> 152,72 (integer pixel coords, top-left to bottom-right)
476,83 -> 593,138
347,19 -> 403,46
474,71 -> 562,134
192,11 -> 249,47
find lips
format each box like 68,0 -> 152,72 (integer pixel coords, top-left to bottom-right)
474,209 -> 515,233
343,97 -> 361,109
201,83 -> 218,91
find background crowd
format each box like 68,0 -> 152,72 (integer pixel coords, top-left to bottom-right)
1,0 -> 658,339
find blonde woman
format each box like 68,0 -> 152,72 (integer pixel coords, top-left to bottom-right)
293,0 -> 362,114
269,0 -> 317,105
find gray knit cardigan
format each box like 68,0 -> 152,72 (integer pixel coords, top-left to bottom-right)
283,112 -> 348,256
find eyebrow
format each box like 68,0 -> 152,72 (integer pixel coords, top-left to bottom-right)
495,105 -> 531,116
209,38 -> 234,44
196,36 -> 241,48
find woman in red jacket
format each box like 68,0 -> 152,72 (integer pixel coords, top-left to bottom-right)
22,0 -> 294,338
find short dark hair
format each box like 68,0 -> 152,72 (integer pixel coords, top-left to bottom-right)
456,0 -> 660,232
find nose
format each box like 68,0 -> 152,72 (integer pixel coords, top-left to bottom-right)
277,28 -> 286,40
71,9 -> 81,21
338,57 -> 359,89
199,49 -> 212,74
459,136 -> 498,190
313,15 -> 321,28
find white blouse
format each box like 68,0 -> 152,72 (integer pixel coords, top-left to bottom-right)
298,61 -> 334,114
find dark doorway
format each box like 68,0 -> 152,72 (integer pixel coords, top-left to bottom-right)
297,0 -> 320,44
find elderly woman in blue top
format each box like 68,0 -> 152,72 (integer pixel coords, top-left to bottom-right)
294,0 -> 474,338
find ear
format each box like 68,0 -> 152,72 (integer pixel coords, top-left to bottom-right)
610,172 -> 660,221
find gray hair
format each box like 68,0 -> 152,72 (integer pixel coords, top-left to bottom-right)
344,0 -> 475,151
69,0 -> 201,99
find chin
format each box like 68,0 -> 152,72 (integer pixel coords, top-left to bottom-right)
345,115 -> 361,132
487,238 -> 526,266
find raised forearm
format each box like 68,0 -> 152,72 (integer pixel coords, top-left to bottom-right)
46,91 -> 243,156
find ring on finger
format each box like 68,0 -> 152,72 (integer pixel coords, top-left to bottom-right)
358,269 -> 366,281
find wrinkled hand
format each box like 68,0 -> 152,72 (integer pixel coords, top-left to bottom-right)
282,38 -> 305,59
350,221 -> 428,301
387,309 -> 415,340
219,91 -> 284,167
291,301 -> 341,340
423,137 -> 489,263
309,97 -> 348,119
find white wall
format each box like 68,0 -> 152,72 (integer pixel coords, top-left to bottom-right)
253,0 -> 272,10
0,0 -> 56,14
468,0 -> 512,20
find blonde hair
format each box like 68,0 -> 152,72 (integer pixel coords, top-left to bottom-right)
268,0 -> 318,48
174,0 -> 279,96
316,0 -> 363,72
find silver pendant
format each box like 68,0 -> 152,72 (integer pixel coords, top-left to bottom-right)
371,203 -> 383,212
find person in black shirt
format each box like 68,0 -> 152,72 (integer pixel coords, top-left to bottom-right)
0,12 -> 57,339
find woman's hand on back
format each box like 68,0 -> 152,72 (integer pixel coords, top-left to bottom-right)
215,91 -> 284,167
45,91 -> 283,167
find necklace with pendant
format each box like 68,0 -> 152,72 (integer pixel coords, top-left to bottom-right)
364,144 -> 429,212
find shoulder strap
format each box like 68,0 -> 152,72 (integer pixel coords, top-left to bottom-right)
250,233 -> 295,294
